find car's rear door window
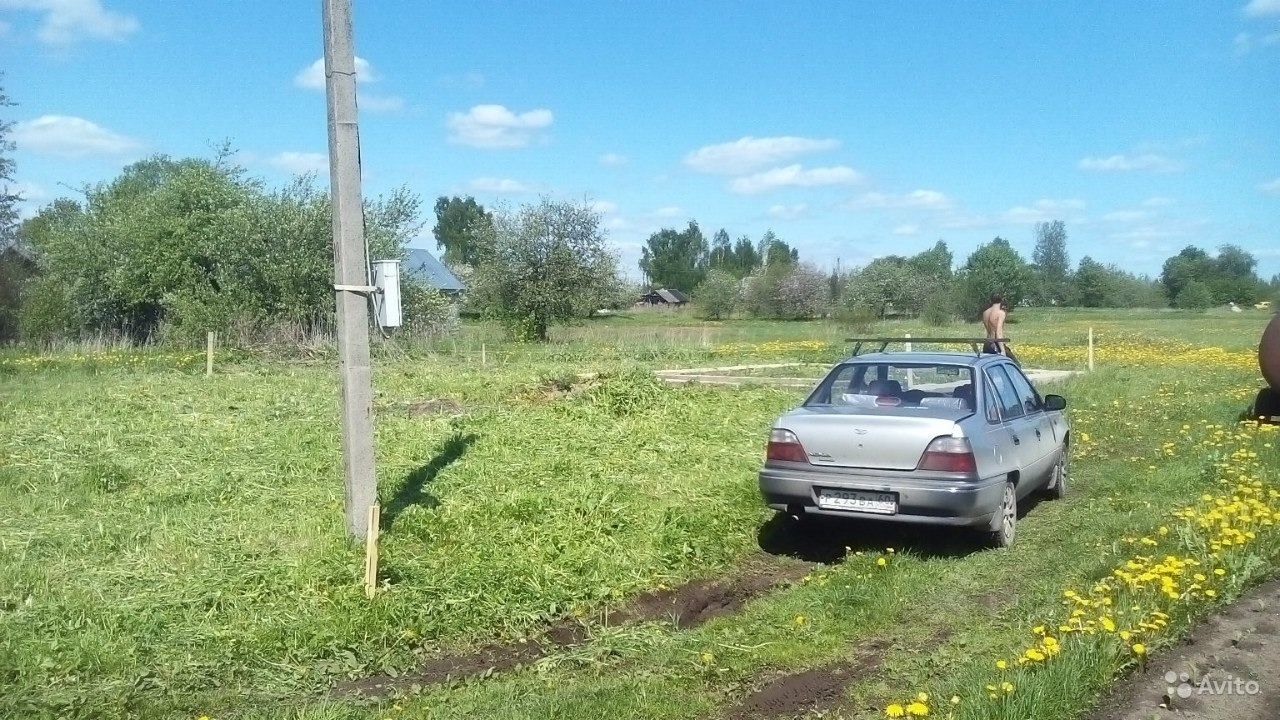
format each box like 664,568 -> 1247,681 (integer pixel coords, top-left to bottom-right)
983,378 -> 1002,423
987,365 -> 1025,419
1004,364 -> 1043,414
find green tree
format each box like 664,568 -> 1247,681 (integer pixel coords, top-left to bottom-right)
0,77 -> 17,246
956,238 -> 1034,315
639,220 -> 707,291
693,268 -> 739,320
908,240 -> 953,280
433,195 -> 494,268
759,230 -> 798,266
731,235 -> 761,277
843,257 -> 930,318
1071,256 -> 1112,307
707,228 -> 733,272
470,199 -> 618,341
1173,279 -> 1214,310
21,154 -> 422,343
1032,220 -> 1069,304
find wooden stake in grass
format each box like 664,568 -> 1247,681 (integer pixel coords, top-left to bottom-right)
1088,327 -> 1095,372
364,502 -> 380,599
481,343 -> 487,366
206,331 -> 215,377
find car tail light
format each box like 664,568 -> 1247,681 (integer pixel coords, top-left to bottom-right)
767,428 -> 809,463
917,436 -> 977,473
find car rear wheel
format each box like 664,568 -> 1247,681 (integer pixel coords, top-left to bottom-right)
986,481 -> 1017,549
1044,447 -> 1068,500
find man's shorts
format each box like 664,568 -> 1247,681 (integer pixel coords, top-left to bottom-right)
982,341 -> 1020,365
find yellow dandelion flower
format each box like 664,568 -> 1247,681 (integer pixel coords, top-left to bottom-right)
877,557 -> 888,566
1131,643 -> 1146,655
995,659 -> 1007,670
885,703 -> 906,718
906,701 -> 929,716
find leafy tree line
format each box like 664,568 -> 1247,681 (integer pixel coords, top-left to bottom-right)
685,220 -> 1276,322
8,153 -> 454,345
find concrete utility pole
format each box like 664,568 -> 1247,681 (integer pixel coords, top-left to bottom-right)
322,0 -> 377,538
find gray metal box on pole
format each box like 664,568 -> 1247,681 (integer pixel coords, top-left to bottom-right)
372,259 -> 402,328
323,0 -> 377,539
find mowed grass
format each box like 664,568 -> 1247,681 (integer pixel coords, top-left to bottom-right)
0,308 -> 1276,720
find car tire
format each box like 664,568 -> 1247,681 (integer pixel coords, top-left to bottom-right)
986,481 -> 1017,549
1043,447 -> 1068,500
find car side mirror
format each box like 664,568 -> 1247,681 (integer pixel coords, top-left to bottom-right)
1043,394 -> 1067,411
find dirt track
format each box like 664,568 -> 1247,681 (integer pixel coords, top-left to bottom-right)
334,553 -> 815,699
1089,576 -> 1280,720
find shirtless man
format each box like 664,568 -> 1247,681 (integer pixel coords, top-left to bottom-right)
981,294 -> 1018,363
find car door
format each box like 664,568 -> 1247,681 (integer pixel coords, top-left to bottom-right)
977,374 -> 1018,480
984,364 -> 1038,496
1000,363 -> 1055,486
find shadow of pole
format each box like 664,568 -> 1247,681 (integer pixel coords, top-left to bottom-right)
382,432 -> 478,531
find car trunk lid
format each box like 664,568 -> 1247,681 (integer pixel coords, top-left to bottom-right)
779,406 -> 969,471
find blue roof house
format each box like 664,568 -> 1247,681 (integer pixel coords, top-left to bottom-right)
405,248 -> 466,294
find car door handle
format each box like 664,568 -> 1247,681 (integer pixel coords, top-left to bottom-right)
1011,434 -> 1020,445
1035,429 -> 1041,440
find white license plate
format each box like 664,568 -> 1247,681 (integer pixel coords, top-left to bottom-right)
816,489 -> 897,514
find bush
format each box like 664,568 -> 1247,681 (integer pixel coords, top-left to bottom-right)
921,291 -> 956,326
744,263 -> 828,319
834,304 -> 877,334
693,269 -> 739,320
400,281 -> 459,338
1173,280 -> 1214,310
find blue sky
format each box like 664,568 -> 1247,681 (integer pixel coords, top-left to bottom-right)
4,0 -> 1279,279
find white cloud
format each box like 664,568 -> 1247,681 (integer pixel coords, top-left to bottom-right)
0,0 -> 138,46
469,177 -> 531,194
849,189 -> 953,210
1001,198 -> 1086,224
1258,178 -> 1280,196
446,104 -> 554,149
294,56 -> 379,90
1142,196 -> 1175,207
730,164 -> 863,194
683,136 -> 840,175
359,93 -> 404,113
1101,209 -> 1151,223
1244,0 -> 1280,17
652,206 -> 684,218
12,115 -> 142,157
892,224 -> 920,236
1078,153 -> 1183,173
598,152 -> 628,168
767,203 -> 808,220
589,200 -> 617,215
268,151 -> 328,175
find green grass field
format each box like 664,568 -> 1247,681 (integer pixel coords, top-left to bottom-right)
1,308 -> 1277,720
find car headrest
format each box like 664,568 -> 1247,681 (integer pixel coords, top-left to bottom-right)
867,379 -> 902,396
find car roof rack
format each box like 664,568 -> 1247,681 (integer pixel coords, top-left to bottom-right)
844,337 -> 1009,357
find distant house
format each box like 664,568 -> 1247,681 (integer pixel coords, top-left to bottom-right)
405,248 -> 466,295
638,288 -> 688,307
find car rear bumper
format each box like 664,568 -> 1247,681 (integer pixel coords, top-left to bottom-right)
758,463 -> 1007,527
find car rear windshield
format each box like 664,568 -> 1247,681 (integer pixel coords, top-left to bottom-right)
805,362 -> 976,411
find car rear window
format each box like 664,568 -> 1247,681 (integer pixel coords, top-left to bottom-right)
806,362 -> 976,411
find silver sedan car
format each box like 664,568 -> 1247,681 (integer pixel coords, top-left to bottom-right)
758,346 -> 1069,547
